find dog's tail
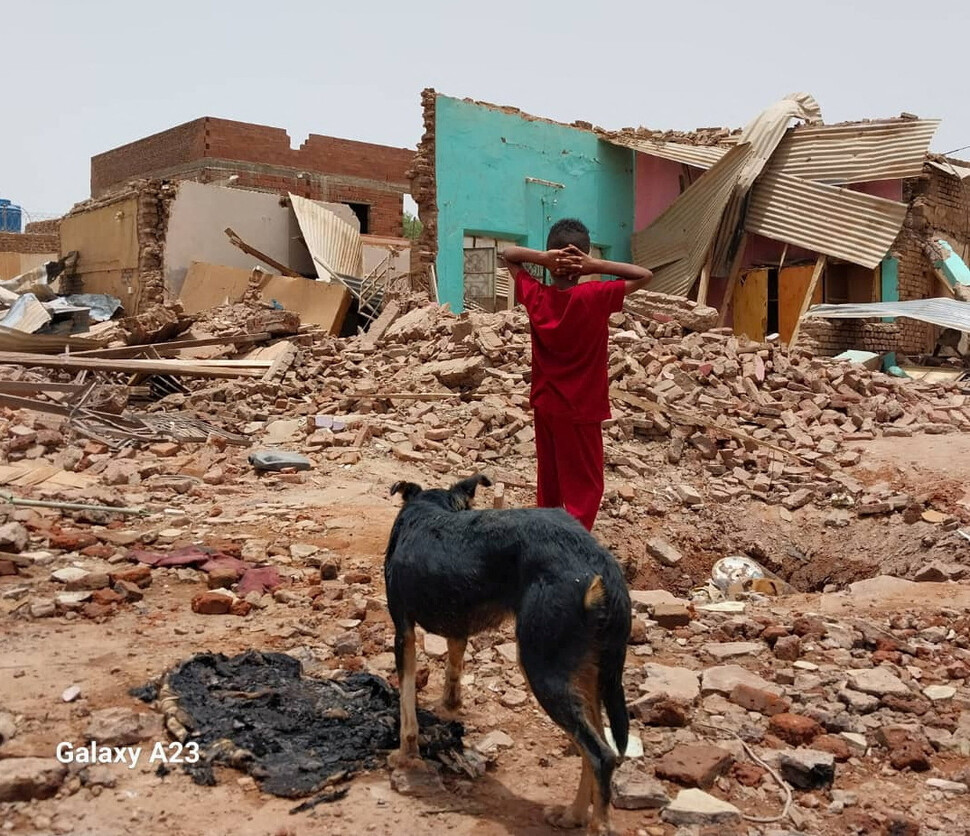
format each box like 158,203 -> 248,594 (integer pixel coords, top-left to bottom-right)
583,575 -> 630,759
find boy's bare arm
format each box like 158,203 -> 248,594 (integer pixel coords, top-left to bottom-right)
502,246 -> 579,279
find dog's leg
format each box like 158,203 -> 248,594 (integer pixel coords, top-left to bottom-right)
440,636 -> 466,713
389,624 -> 425,770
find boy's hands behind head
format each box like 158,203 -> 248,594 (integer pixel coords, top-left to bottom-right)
546,245 -> 596,279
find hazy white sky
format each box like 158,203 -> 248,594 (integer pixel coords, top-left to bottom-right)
4,0 -> 969,222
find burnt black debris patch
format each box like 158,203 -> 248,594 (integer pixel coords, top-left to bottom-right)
135,650 -> 463,798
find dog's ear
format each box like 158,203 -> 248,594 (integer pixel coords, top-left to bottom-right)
390,481 -> 422,503
450,473 -> 492,507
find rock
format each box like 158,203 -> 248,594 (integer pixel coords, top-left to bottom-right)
923,685 -> 957,702
701,665 -> 782,697
423,634 -> 448,659
61,685 -> 81,703
840,732 -> 868,754
0,758 -> 67,802
778,749 -> 836,789
812,734 -> 852,762
191,591 -> 234,615
729,683 -> 791,716
630,589 -> 682,610
773,635 -> 801,661
207,567 -> 241,589
333,631 -> 362,656
109,566 -> 152,588
611,762 -> 670,809
645,538 -> 682,567
51,567 -> 89,585
655,744 -> 734,789
703,641 -> 763,660
389,764 -> 445,796
420,357 -> 485,388
838,688 -> 880,713
624,291 -> 719,333
914,561 -> 967,583
495,642 -> 518,664
113,580 -> 144,602
675,484 -> 703,506
876,726 -> 933,771
29,600 -> 56,618
0,712 -> 16,745
847,667 -> 911,698
653,602 -> 691,629
925,778 -> 968,794
661,788 -> 741,826
79,765 -> 117,788
783,489 -> 813,510
634,698 -> 691,727
638,663 -> 700,705
500,688 -> 529,708
202,466 -> 225,486
769,714 -> 824,746
0,521 -> 28,553
84,707 -> 163,747
474,731 -> 514,754
56,591 -> 91,610
149,442 -> 180,457
847,575 -> 916,599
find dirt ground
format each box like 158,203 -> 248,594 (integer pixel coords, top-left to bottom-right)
3,433 -> 970,836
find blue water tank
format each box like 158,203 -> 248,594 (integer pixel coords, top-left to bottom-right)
0,199 -> 23,233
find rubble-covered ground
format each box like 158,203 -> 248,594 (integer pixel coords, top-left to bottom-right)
2,292 -> 970,835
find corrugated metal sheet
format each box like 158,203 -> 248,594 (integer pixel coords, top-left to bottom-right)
712,93 -> 823,273
805,298 -> 970,332
289,193 -> 363,279
632,144 -> 752,296
928,159 -> 970,180
606,137 -> 728,170
766,119 -> 940,184
745,171 -> 908,269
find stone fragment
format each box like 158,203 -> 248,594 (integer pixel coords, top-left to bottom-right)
637,663 -> 700,705
773,635 -> 801,661
191,591 -> 234,615
769,713 -> 824,746
423,634 -> 448,659
876,725 -> 934,771
611,762 -> 670,809
729,683 -> 791,716
660,788 -> 742,826
703,641 -> 763,660
0,758 -> 67,802
645,538 -> 682,567
0,522 -> 28,553
84,708 -> 163,747
655,744 -> 734,789
847,667 -> 911,698
653,602 -> 691,628
925,778 -> 967,794
500,688 -> 529,708
701,665 -> 781,697
838,688 -> 880,713
778,749 -> 836,789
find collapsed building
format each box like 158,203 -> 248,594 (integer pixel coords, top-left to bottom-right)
409,89 -> 970,360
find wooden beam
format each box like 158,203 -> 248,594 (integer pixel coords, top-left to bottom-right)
71,333 -> 273,358
696,254 -> 713,307
788,254 -> 827,350
0,381 -> 88,395
717,233 -> 749,328
0,352 -> 267,378
224,228 -> 302,277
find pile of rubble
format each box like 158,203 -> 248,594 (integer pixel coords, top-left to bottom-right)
156,291 -> 970,520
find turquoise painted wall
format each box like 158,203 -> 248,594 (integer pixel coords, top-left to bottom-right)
434,96 -> 635,312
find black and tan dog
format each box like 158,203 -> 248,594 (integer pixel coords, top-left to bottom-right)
384,474 -> 631,834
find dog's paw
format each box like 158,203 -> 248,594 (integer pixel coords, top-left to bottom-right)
544,804 -> 588,830
435,696 -> 462,717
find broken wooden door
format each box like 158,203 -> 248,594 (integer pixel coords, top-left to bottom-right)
778,264 -> 823,345
733,268 -> 768,342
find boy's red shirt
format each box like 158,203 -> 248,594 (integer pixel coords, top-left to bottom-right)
513,269 -> 626,423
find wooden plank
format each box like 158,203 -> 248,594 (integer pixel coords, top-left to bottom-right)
716,233 -> 748,327
360,302 -> 401,348
225,228 -> 302,277
778,264 -> 820,344
733,268 -> 768,341
0,352 -> 267,378
72,333 -> 273,358
788,254 -> 827,349
696,253 -> 713,307
0,381 -> 88,395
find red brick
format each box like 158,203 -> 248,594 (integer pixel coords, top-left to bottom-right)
768,713 -> 824,746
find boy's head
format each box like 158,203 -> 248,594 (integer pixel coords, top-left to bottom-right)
547,218 -> 591,254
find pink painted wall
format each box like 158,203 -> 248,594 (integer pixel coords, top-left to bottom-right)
849,179 -> 904,201
634,153 -> 691,230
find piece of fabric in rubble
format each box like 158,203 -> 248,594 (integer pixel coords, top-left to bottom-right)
134,651 -> 464,797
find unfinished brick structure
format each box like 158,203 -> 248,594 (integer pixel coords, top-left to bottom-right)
0,231 -> 60,280
406,89 -> 438,294
91,118 -> 414,237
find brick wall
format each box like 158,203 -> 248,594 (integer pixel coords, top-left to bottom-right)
800,319 -> 900,357
24,219 -> 61,236
90,117 -> 413,237
407,88 -> 438,293
91,119 -> 207,197
0,232 -> 59,254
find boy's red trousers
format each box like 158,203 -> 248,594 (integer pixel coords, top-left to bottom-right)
533,410 -> 604,531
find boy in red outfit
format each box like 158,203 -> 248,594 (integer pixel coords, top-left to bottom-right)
502,219 -> 653,531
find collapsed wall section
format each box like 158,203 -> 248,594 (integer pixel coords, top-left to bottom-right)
407,88 -> 438,296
